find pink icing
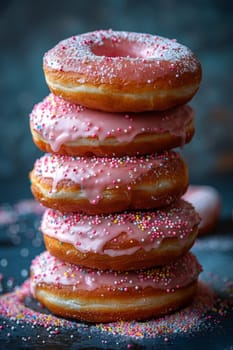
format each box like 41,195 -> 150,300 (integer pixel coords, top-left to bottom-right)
30,94 -> 194,152
33,151 -> 178,204
30,251 -> 202,293
43,30 -> 200,84
41,200 -> 200,257
182,185 -> 221,232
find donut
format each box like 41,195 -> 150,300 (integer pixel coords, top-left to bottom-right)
43,30 -> 202,112
30,251 -> 202,322
41,199 -> 200,271
182,185 -> 221,235
29,151 -> 189,214
30,93 -> 195,157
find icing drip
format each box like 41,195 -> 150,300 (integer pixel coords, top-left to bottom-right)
30,251 -> 202,293
32,151 -> 179,204
41,200 -> 200,256
30,94 -> 194,152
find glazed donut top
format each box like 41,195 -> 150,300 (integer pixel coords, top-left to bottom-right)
30,93 -> 194,152
32,151 -> 182,204
43,29 -> 201,86
30,251 -> 202,293
41,200 -> 200,257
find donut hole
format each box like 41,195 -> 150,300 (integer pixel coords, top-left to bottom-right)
92,40 -> 146,58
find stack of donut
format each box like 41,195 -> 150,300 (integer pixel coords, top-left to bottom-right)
28,30 -> 203,322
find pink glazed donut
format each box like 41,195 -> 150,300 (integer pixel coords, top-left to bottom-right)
41,199 -> 200,271
43,30 -> 202,112
30,94 -> 194,157
30,251 -> 202,322
183,185 -> 221,235
29,151 -> 189,214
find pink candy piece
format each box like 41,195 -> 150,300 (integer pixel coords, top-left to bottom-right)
183,185 -> 221,234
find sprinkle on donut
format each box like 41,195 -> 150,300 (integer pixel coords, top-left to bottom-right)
41,200 -> 200,253
30,251 -> 202,322
31,251 -> 202,293
43,30 -> 202,112
29,151 -> 189,213
41,199 -> 200,270
30,93 -> 195,156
